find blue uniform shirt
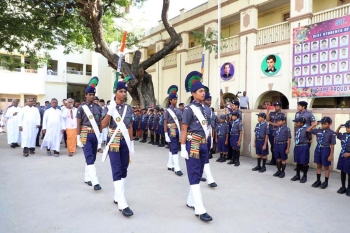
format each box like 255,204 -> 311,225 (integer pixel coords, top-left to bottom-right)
153,113 -> 159,128
159,114 -> 164,126
164,106 -> 182,123
216,122 -> 229,136
268,111 -> 285,130
295,125 -> 311,144
107,104 -> 133,129
230,119 -> 242,135
295,110 -> 316,126
255,121 -> 269,139
310,128 -> 336,146
76,103 -> 102,126
182,102 -> 208,138
229,109 -> 242,121
141,113 -> 148,123
273,125 -> 292,142
148,114 -> 154,124
337,133 -> 350,152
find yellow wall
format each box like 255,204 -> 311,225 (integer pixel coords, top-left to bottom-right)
258,4 -> 290,28
313,0 -> 338,13
222,22 -> 240,38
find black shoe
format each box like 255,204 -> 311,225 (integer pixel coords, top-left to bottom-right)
198,213 -> 213,222
167,167 -> 174,171
291,175 -> 300,181
312,180 -> 321,188
266,161 -> 277,165
209,182 -> 217,188
294,167 -> 297,171
158,144 -> 165,147
134,138 -> 139,141
186,204 -> 194,209
175,171 -> 183,176
15,143 -> 20,147
220,158 -> 226,163
337,187 -> 347,194
273,171 -> 281,177
165,145 -> 169,149
252,166 -> 261,171
140,140 -> 146,143
227,160 -> 235,165
346,189 -> 350,197
320,181 -> 328,189
114,201 -> 118,204
10,144 -> 16,148
120,207 -> 133,217
94,184 -> 102,190
148,141 -> 154,144
300,176 -> 307,183
208,154 -> 213,159
216,157 -> 222,162
85,181 -> 92,186
200,177 -> 206,182
234,161 -> 240,167
259,167 -> 266,173
278,172 -> 285,178
36,144 -> 40,147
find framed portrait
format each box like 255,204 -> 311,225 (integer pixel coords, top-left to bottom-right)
220,62 -> 234,81
261,54 -> 282,77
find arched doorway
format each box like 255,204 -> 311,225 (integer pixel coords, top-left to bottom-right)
221,92 -> 238,109
255,91 -> 289,109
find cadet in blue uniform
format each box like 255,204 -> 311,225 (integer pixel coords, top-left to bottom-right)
164,85 -> 183,176
295,101 -> 316,149
140,108 -> 148,143
153,107 -> 160,146
266,102 -> 285,165
272,115 -> 291,178
216,114 -> 229,162
133,109 -> 141,141
76,77 -> 102,191
180,74 -> 213,222
335,120 -> 350,196
291,117 -> 312,183
307,117 -> 336,189
210,107 -> 218,157
148,109 -> 155,144
158,109 -> 165,147
227,111 -> 242,166
226,100 -> 241,161
101,81 -> 135,217
252,113 -> 269,173
201,89 -> 217,187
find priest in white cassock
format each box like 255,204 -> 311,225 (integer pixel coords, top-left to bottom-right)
41,98 -> 66,157
5,99 -> 21,148
18,98 -> 40,157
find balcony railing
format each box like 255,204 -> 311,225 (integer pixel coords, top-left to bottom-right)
67,70 -> 83,75
25,69 -> 38,73
47,71 -> 57,75
221,35 -> 240,53
256,22 -> 290,46
164,53 -> 177,67
187,46 -> 203,62
86,71 -> 92,76
312,4 -> 350,24
14,68 -> 21,72
0,67 -> 21,72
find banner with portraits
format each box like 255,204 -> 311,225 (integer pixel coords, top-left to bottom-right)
292,15 -> 350,97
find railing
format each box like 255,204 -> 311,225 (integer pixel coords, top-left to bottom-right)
0,67 -> 21,72
221,35 -> 240,53
25,69 -> 37,73
14,68 -> 21,72
256,22 -> 290,46
47,71 -> 58,75
67,70 -> 83,75
163,53 -> 177,67
86,72 -> 92,76
312,4 -> 350,24
187,46 -> 203,62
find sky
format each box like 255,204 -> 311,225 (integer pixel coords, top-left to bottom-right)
128,0 -> 208,30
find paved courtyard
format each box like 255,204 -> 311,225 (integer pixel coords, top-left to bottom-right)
0,133 -> 349,233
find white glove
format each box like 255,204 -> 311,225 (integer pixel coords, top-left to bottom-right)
180,144 -> 189,160
129,141 -> 135,156
165,132 -> 171,143
77,135 -> 83,147
98,133 -> 102,144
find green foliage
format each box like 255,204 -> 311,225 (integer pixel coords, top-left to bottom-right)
192,30 -> 228,53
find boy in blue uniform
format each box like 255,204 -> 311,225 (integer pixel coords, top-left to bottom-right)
147,109 -> 154,144
76,77 -> 103,191
139,108 -> 148,143
216,114 -> 229,162
133,109 -> 141,141
272,115 -> 291,178
153,107 -> 160,146
227,111 -> 242,166
252,113 -> 269,173
291,117 -> 312,183
101,81 -> 135,217
307,117 -> 336,189
335,120 -> 350,196
158,109 -> 165,147
181,71 -> 212,222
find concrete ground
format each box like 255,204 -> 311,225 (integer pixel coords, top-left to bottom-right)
0,132 -> 349,233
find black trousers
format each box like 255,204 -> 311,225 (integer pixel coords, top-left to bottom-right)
23,147 -> 35,153
36,126 -> 42,146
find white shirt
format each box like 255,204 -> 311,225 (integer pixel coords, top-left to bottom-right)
238,95 -> 249,108
63,107 -> 77,129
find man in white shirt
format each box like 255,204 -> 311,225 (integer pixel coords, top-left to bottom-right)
41,98 -> 66,157
237,91 -> 249,109
5,99 -> 21,148
63,98 -> 78,156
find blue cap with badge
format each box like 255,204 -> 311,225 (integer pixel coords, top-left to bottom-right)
256,113 -> 266,118
318,116 -> 332,124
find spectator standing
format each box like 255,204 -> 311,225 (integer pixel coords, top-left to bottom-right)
63,98 -> 78,156
237,91 -> 250,109
5,99 -> 21,147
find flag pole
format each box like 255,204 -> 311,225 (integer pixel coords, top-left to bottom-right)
217,0 -> 221,109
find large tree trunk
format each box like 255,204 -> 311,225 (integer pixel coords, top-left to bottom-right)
84,0 -> 182,108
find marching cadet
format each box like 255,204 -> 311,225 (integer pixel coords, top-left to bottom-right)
216,114 -> 229,162
295,101 -> 316,148
164,85 -> 183,176
227,111 -> 242,166
201,88 -> 217,187
335,120 -> 350,196
101,80 -> 135,217
266,102 -> 285,165
226,100 -> 241,161
291,117 -> 312,183
272,115 -> 291,178
153,107 -> 160,146
252,113 -> 269,173
148,109 -> 155,144
158,108 -> 165,147
76,77 -> 103,191
210,107 -> 218,158
181,71 -> 213,222
139,108 -> 148,143
307,117 -> 336,189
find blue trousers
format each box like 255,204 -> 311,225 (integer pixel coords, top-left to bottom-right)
256,139 -> 269,156
217,136 -> 228,153
108,139 -> 130,181
314,147 -> 331,166
293,144 -> 310,164
141,122 -> 147,132
274,143 -> 288,160
337,151 -> 350,174
83,133 -> 98,165
168,129 -> 179,155
230,134 -> 240,150
185,141 -> 208,185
